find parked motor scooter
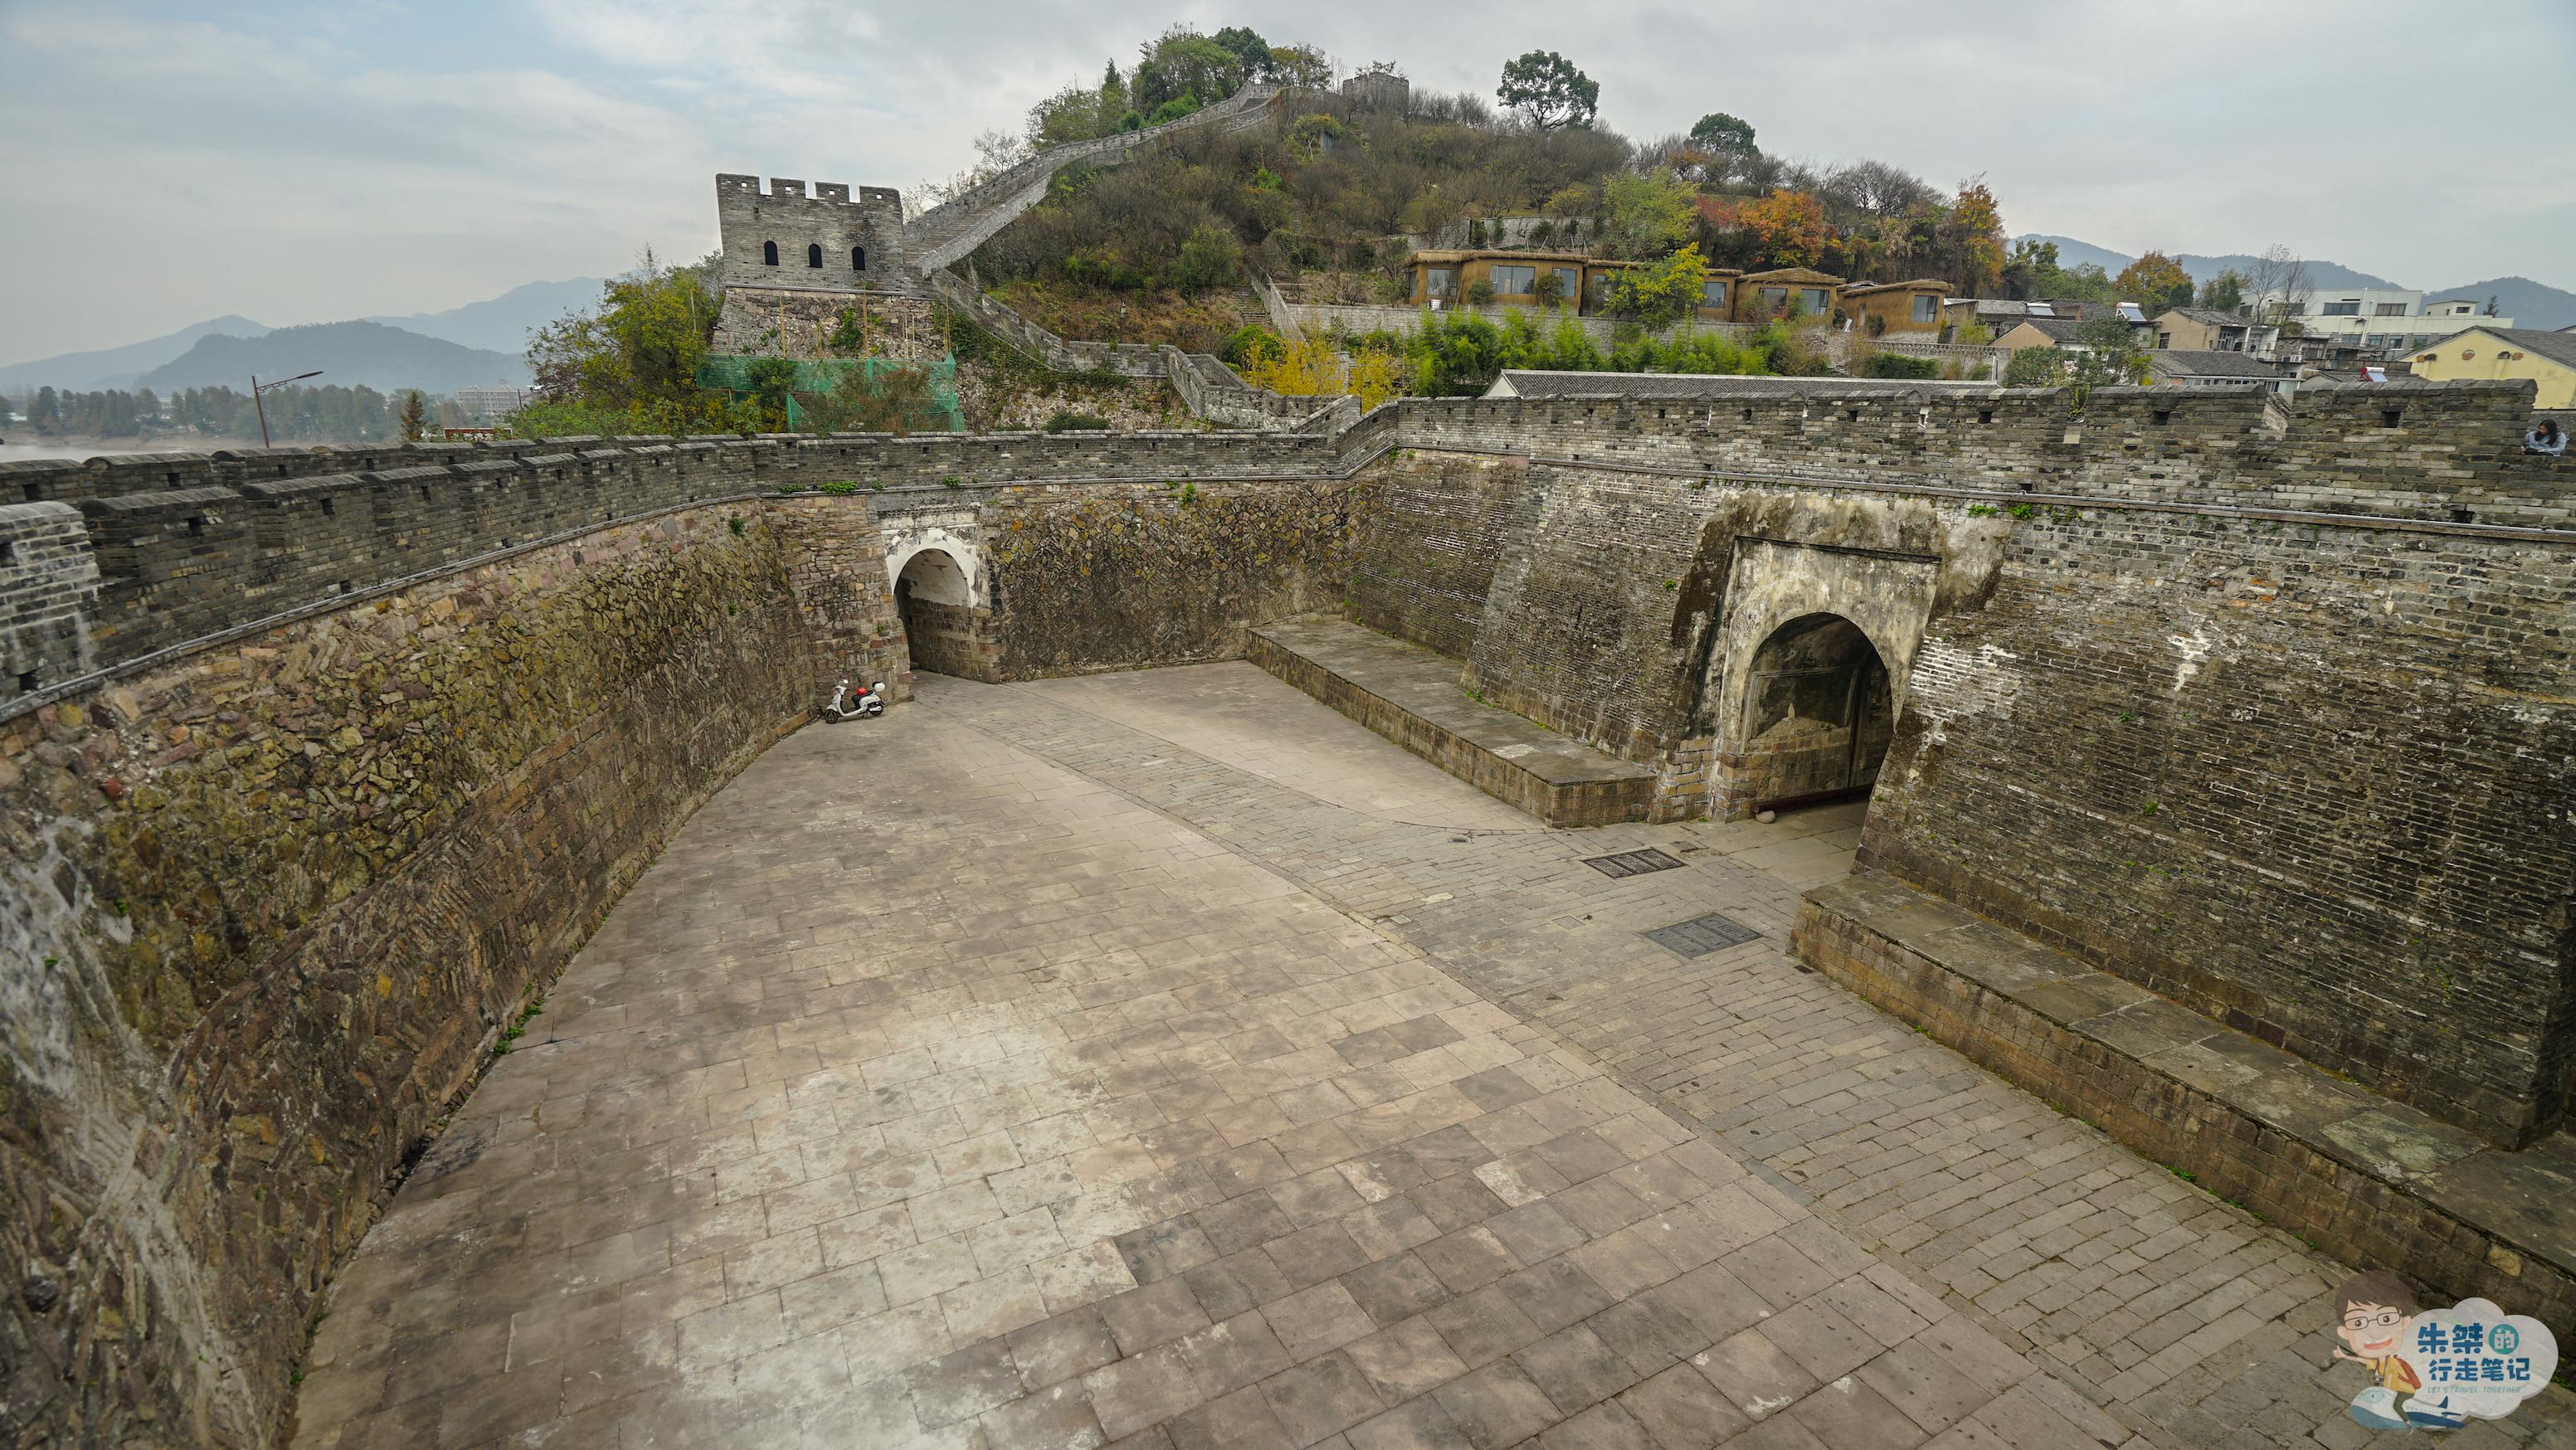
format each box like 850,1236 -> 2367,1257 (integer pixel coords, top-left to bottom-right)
821,679 -> 887,723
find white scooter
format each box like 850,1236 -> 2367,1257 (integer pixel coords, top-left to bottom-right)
822,679 -> 887,723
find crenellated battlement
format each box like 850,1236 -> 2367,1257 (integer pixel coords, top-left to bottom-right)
2,379 -> 2565,715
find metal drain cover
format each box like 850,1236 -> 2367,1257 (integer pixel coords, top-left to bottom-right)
1643,912 -> 1761,957
1585,849 -> 1682,878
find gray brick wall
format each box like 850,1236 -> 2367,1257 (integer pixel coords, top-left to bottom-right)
714,174 -> 914,296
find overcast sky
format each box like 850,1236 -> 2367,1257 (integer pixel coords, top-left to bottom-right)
3,0 -> 2571,362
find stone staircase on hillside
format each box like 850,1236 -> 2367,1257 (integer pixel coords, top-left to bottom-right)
902,85 -> 1280,274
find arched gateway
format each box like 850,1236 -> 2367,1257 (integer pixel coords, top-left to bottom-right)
892,546 -> 992,679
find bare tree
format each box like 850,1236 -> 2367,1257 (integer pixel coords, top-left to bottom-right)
2244,245 -> 2311,333
1819,159 -> 1934,218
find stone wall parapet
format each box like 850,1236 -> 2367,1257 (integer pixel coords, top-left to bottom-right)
5,379 -> 2565,714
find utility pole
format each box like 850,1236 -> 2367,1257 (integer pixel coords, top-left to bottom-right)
251,369 -> 324,448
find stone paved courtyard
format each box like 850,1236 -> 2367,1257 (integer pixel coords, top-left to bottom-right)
290,664 -> 2576,1450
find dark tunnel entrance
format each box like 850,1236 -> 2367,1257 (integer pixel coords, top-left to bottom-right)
894,548 -> 985,679
1732,612 -> 1895,812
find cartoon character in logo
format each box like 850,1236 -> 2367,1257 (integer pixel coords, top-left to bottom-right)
2333,1271 -> 2422,1430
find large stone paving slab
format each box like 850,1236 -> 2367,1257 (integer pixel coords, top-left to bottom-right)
290,664 -> 2574,1450
288,672 -> 2126,1450
912,669 -> 2576,1450
1020,664 -> 1536,835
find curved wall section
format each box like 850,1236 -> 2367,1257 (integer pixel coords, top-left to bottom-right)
1,506 -> 834,1444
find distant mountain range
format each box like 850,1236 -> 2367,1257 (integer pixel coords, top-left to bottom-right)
0,315 -> 273,393
2,278 -> 600,395
2018,236 -> 2574,329
134,322 -> 528,395
365,278 -> 603,355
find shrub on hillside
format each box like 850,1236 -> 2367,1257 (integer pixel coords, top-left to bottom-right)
1171,226 -> 1244,293
1223,325 -> 1287,369
1044,411 -> 1112,432
1861,352 -> 1941,379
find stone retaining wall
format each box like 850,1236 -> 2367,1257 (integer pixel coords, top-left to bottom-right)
0,503 -> 840,1445
982,479 -> 1376,677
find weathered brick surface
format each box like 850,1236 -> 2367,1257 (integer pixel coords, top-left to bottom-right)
1862,510 -> 2574,1145
0,503 -> 98,693
1,506 -> 818,1446
1346,450 -> 1531,659
767,494 -> 911,703
983,479 -> 1376,678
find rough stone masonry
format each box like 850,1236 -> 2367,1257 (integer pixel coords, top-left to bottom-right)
0,372 -> 2569,1445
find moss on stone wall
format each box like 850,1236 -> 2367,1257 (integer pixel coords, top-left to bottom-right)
987,479 -> 1377,676
0,508 -> 816,1446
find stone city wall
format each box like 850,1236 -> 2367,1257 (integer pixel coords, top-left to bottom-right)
1860,506 -> 2576,1146
711,287 -> 943,360
1345,450 -> 1532,659
2,381 -> 2570,1444
1,504 -> 832,1445
0,422 -> 1397,711
981,478 -> 1378,677
1338,438 -> 2571,1144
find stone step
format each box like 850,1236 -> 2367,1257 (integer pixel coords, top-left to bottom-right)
1248,614 -> 1655,827
1795,869 -> 2576,1342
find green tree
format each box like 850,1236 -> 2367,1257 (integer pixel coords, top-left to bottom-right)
1135,27 -> 1243,112
527,251 -> 722,416
743,357 -> 798,429
397,390 -> 428,442
1210,26 -> 1273,81
1999,238 -> 2057,299
1599,171 -> 1696,260
1171,225 -> 1244,292
2070,317 -> 2149,386
1497,51 -> 1599,129
1267,46 -> 1332,89
2199,270 -> 2245,313
2003,347 -> 2064,387
1610,244 -> 1713,328
1687,112 -> 1757,165
1029,80 -> 1119,147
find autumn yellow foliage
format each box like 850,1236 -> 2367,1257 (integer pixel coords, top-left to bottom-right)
1243,335 -> 1406,411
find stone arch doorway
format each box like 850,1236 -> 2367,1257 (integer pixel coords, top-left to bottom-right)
1726,611 -> 1896,815
894,547 -> 990,679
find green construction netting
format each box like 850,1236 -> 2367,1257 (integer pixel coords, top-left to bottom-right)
696,354 -> 965,433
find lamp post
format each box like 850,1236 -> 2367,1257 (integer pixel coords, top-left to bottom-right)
251,370 -> 323,448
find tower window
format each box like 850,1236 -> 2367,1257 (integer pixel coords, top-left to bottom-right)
806,243 -> 823,268
762,241 -> 779,266
852,246 -> 866,271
